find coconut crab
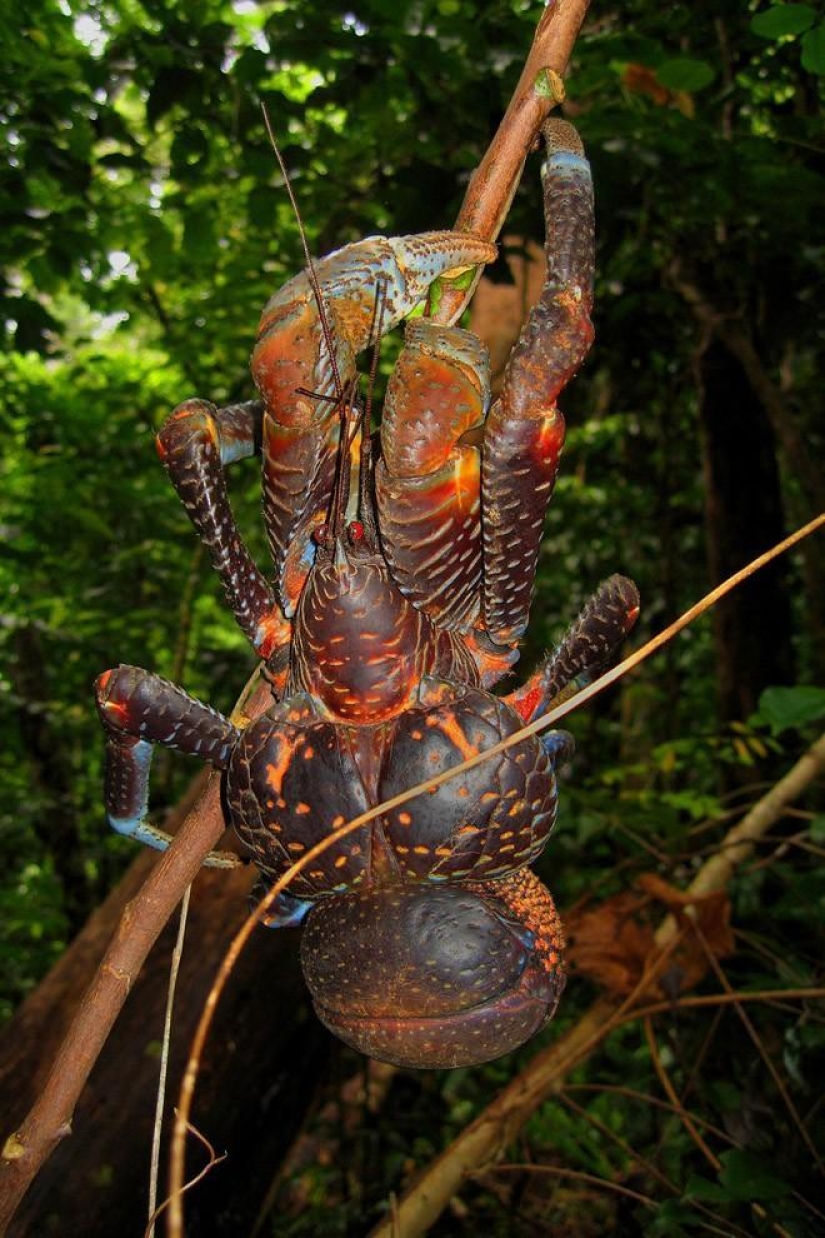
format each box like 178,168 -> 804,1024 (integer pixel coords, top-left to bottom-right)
95,120 -> 639,1070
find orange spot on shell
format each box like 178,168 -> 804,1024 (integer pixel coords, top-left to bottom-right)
265,747 -> 292,797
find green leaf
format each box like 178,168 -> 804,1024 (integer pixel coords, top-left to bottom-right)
686,1154 -> 792,1205
810,815 -> 825,843
718,1150 -> 792,1202
647,1199 -> 704,1232
757,685 -> 825,734
656,58 -> 715,92
801,23 -> 825,73
683,1173 -> 729,1203
751,5 -> 816,39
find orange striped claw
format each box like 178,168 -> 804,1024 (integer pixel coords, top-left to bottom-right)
96,122 -> 638,1069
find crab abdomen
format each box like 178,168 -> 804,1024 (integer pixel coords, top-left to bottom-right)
377,678 -> 558,881
226,678 -> 557,898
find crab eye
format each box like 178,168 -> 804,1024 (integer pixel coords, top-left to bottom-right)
313,523 -> 330,546
347,520 -> 365,544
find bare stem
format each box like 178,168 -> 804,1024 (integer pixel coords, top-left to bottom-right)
434,0 -> 592,325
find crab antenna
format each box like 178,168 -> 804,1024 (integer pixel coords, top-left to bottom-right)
260,102 -> 353,543
260,104 -> 345,412
358,277 -> 388,533
329,375 -> 360,540
364,275 -> 388,438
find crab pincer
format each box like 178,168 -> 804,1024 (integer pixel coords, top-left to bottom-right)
251,232 -> 496,612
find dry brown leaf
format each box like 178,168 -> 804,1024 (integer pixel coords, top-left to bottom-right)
566,875 -> 734,1001
566,889 -> 655,998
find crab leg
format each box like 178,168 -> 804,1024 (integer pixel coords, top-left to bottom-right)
251,232 -> 496,614
95,665 -> 240,865
506,575 -> 640,724
156,399 -> 290,664
374,321 -> 490,632
483,121 -> 596,645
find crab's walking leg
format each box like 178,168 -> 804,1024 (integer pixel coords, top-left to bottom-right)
156,399 -> 290,664
95,665 -> 241,866
251,232 -> 496,613
483,120 -> 596,645
506,575 -> 640,724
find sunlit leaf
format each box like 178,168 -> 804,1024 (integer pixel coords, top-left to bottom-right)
750,4 -> 816,39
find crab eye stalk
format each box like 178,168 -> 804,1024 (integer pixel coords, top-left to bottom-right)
300,878 -> 565,1069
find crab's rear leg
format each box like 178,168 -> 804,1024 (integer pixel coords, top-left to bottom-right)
507,575 -> 641,724
156,399 -> 290,674
95,665 -> 241,867
483,120 -> 596,645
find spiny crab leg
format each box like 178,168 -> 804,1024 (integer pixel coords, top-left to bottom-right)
94,666 -> 241,867
506,575 -> 641,724
483,120 -> 596,645
156,399 -> 291,671
251,232 -> 497,613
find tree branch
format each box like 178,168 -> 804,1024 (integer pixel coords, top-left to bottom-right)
434,0 -> 591,325
368,733 -> 825,1238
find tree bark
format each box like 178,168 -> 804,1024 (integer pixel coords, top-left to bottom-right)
697,336 -> 794,727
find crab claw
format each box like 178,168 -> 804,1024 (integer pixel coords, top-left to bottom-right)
253,231 -> 496,615
256,231 -> 497,372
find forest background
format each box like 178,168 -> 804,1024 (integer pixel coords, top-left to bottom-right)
0,0 -> 824,1234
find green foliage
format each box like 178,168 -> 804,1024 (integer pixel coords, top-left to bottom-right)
751,5 -> 817,40
0,0 -> 823,1229
755,685 -> 825,735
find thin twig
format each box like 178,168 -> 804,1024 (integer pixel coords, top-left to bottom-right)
144,1118 -> 226,1237
690,921 -> 825,1176
475,1161 -> 659,1211
147,886 -> 191,1238
644,1016 -> 721,1169
556,1092 -> 753,1236
563,1084 -> 735,1146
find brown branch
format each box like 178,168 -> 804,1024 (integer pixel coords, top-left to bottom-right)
368,732 -> 825,1238
0,673 -> 270,1235
433,0 -> 591,325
